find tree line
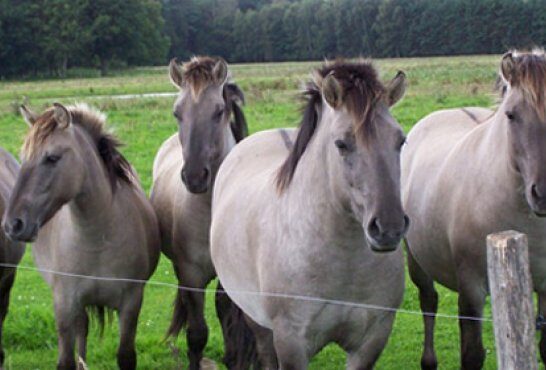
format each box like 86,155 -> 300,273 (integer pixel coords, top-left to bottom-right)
1,0 -> 545,78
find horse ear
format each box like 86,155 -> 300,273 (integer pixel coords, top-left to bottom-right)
501,52 -> 516,85
386,71 -> 407,106
322,73 -> 343,109
213,58 -> 228,85
53,103 -> 71,129
20,105 -> 37,127
169,58 -> 184,88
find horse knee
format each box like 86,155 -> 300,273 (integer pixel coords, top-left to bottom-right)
187,323 -> 208,354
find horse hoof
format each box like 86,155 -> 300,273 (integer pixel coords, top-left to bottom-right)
200,357 -> 218,370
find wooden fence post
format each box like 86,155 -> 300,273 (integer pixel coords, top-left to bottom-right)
487,230 -> 538,370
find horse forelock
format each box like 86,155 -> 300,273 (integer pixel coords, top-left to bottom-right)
314,59 -> 386,141
22,103 -> 135,190
182,56 -> 229,100
276,59 -> 385,192
502,49 -> 546,120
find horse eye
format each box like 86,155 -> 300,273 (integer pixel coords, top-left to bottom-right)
173,111 -> 181,121
44,154 -> 61,164
214,108 -> 224,120
334,139 -> 348,152
506,111 -> 515,121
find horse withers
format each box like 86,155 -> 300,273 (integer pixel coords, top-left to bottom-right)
211,60 -> 409,369
0,148 -> 25,367
3,103 -> 160,370
150,57 -> 255,370
402,50 -> 546,369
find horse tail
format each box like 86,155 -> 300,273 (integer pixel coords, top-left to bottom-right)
166,287 -> 188,338
216,281 -> 260,370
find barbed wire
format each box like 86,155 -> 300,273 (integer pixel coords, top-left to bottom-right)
0,262 -> 492,322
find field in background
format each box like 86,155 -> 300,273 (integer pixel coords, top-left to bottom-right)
0,55 -> 504,369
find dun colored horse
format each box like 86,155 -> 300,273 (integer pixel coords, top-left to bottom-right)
151,57 -> 255,369
211,60 -> 409,369
3,103 -> 160,370
402,50 -> 546,369
0,148 -> 25,367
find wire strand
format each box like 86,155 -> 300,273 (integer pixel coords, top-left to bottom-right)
0,262 -> 492,322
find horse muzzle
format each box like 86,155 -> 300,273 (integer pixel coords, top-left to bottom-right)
365,214 -> 410,253
2,217 -> 38,243
180,167 -> 211,194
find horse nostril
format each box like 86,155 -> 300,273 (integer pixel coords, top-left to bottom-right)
11,218 -> 24,235
202,167 -> 210,181
180,169 -> 187,185
367,217 -> 380,237
532,184 -> 541,201
403,215 -> 410,231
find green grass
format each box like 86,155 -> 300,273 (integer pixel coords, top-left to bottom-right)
0,54 -> 530,369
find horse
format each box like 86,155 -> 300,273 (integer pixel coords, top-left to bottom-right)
402,50 -> 546,369
0,148 -> 25,367
150,57 -> 255,369
211,59 -> 409,369
3,103 -> 160,370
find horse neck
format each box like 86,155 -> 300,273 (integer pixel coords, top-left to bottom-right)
208,125 -> 236,197
220,124 -> 237,166
69,128 -> 115,230
281,110 -> 358,239
473,106 -> 522,194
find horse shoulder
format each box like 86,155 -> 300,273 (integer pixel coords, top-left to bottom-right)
152,133 -> 180,182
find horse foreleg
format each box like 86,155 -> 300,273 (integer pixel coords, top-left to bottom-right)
407,248 -> 439,370
75,311 -> 89,370
245,315 -> 278,369
345,312 -> 396,370
0,271 -> 15,367
117,287 -> 143,370
272,319 -> 308,370
178,264 -> 212,370
457,277 -> 486,370
54,293 -> 78,370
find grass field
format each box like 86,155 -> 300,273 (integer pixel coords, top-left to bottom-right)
0,55 -> 522,369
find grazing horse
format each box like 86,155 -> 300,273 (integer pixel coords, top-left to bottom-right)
151,57 -> 254,369
211,60 -> 409,369
0,148 -> 25,367
3,103 -> 160,370
402,50 -> 546,369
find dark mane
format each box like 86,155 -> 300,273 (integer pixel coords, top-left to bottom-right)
223,83 -> 248,142
276,59 -> 386,192
23,104 -> 135,191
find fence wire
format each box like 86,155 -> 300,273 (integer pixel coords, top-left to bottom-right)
0,262 -> 492,322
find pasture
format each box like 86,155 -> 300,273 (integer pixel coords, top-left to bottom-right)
0,55 -> 505,369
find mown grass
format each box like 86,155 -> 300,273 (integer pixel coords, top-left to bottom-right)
0,55 -> 526,369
